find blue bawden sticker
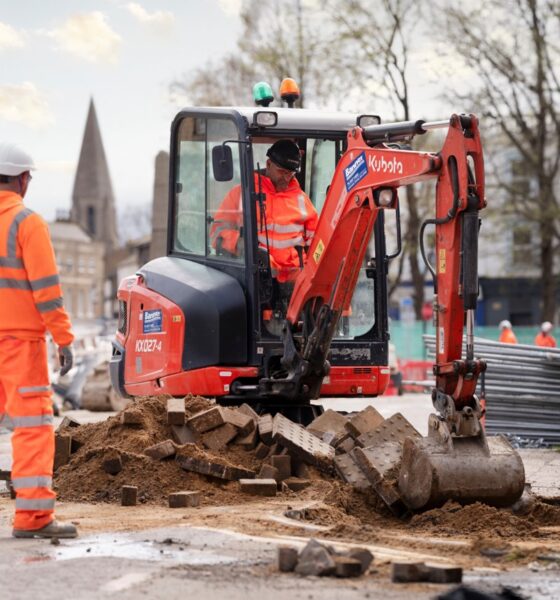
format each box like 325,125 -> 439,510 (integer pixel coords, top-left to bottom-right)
143,309 -> 163,333
344,152 -> 368,191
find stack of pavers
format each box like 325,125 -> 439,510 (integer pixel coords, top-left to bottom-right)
305,406 -> 421,515
424,335 -> 560,444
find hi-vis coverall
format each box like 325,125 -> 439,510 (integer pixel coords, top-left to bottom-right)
0,191 -> 73,531
210,173 -> 318,282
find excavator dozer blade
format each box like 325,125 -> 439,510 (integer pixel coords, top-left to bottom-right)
397,434 -> 525,511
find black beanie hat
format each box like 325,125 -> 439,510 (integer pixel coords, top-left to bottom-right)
266,139 -> 301,172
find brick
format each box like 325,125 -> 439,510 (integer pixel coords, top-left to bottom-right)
255,442 -> 270,459
271,455 -> 291,481
168,491 -> 201,508
334,556 -> 362,578
278,546 -> 299,572
424,563 -> 462,584
356,412 -> 421,448
239,478 -> 277,496
345,405 -> 385,439
176,453 -> 255,481
187,406 -> 225,433
295,539 -> 336,576
259,464 -> 279,480
120,409 -> 144,426
307,409 -> 348,438
56,416 -> 81,431
235,426 -> 258,449
222,408 -> 255,436
391,561 -> 427,583
352,443 -> 407,515
102,450 -> 123,475
258,414 -> 273,444
54,434 -> 72,470
121,485 -> 137,506
170,424 -> 199,445
70,438 -> 83,453
283,477 -> 311,492
343,548 -> 374,574
167,397 -> 186,426
144,439 -> 176,460
336,436 -> 355,455
202,423 -> 238,451
266,442 -> 282,459
273,413 -> 335,472
237,403 -> 259,422
333,453 -> 372,492
293,460 -> 310,479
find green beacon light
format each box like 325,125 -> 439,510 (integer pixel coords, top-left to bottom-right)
253,81 -> 274,107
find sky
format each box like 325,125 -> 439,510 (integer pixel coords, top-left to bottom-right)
0,0 -> 243,223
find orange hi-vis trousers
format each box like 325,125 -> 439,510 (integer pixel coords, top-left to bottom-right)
0,337 -> 55,530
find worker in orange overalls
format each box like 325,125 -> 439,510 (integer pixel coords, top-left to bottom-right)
534,321 -> 557,348
210,139 -> 318,284
498,320 -> 518,344
0,143 -> 77,539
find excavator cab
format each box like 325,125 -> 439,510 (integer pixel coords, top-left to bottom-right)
111,107 -> 394,409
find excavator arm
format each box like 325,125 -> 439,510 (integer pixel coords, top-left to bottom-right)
260,114 -> 525,510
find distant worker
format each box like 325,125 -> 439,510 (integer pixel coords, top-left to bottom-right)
210,139 -> 318,284
498,320 -> 518,344
534,321 -> 557,348
0,143 -> 77,539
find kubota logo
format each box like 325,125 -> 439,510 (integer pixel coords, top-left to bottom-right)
368,154 -> 403,175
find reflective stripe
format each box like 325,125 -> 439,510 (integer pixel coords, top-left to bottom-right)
262,223 -> 303,234
297,194 -> 308,220
12,414 -> 54,428
17,385 -> 50,395
36,297 -> 63,313
12,476 -> 53,490
210,222 -> 240,243
15,497 -> 55,510
0,413 -> 14,430
7,208 -> 33,256
258,235 -> 304,249
0,277 -> 31,290
30,274 -> 60,291
0,257 -> 23,268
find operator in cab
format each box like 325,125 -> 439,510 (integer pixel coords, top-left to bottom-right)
210,139 -> 318,284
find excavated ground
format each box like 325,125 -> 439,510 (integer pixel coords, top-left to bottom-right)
52,396 -> 560,571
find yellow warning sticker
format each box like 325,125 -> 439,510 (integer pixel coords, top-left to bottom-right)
172,315 -> 182,323
313,239 -> 325,264
439,249 -> 446,274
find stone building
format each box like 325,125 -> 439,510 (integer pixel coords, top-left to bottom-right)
49,218 -> 104,321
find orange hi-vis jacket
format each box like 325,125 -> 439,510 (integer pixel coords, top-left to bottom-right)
499,329 -> 518,344
210,173 -> 318,282
534,332 -> 557,348
0,191 -> 73,346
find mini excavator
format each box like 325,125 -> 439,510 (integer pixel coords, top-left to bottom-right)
111,80 -> 525,510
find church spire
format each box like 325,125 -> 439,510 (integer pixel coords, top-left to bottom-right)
71,98 -> 119,249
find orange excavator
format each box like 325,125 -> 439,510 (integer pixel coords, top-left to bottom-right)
110,80 -> 525,510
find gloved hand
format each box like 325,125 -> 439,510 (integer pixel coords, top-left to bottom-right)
58,345 -> 74,376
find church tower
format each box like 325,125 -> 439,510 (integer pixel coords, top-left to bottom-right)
71,99 -> 119,250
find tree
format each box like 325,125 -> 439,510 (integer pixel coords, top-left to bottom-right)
170,0 -> 344,108
434,0 -> 560,321
328,0 -> 430,320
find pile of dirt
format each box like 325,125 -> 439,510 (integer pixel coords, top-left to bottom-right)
409,500 -> 560,538
54,395 -> 329,505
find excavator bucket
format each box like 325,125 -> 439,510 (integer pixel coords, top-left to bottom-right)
397,432 -> 525,511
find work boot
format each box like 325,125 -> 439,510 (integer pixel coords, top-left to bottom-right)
12,520 -> 78,539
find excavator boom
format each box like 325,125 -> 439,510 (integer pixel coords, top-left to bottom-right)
261,113 -> 525,510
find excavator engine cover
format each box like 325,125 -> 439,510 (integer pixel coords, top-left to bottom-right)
398,432 -> 525,510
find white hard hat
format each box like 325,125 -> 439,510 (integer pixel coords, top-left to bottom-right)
541,321 -> 553,333
499,320 -> 512,330
0,143 -> 35,176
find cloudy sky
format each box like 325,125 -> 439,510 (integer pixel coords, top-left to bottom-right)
1,0 -> 242,223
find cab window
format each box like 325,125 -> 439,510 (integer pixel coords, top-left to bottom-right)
172,116 -> 243,260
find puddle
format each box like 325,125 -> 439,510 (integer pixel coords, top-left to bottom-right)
22,532 -> 238,565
